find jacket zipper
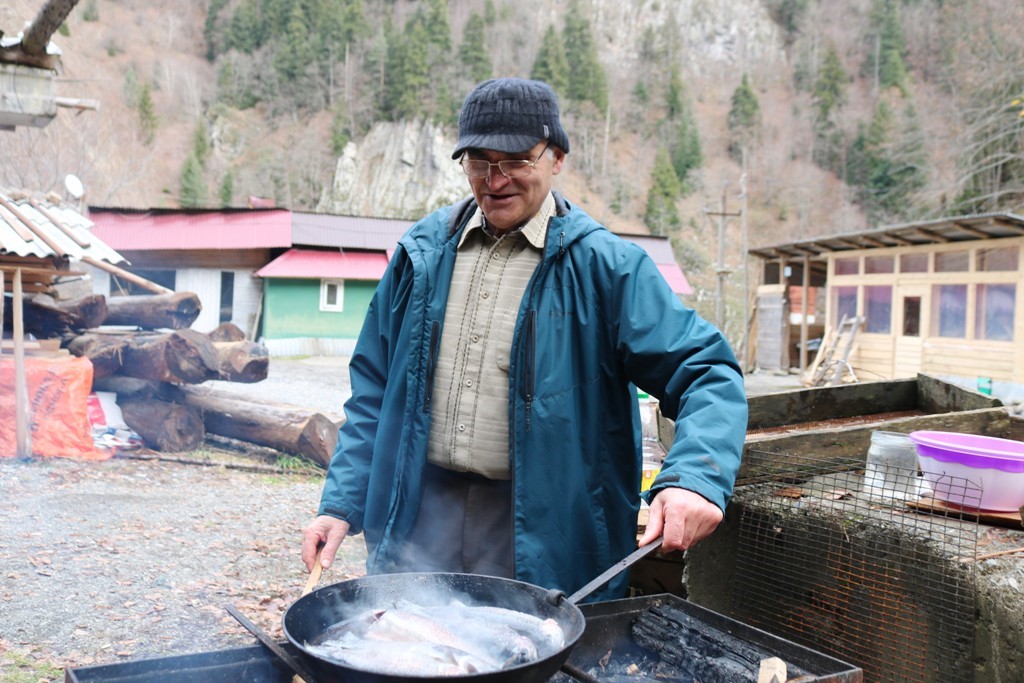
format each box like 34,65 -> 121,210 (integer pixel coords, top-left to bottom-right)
523,310 -> 536,432
423,320 -> 440,411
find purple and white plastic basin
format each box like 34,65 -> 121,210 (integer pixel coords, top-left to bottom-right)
908,431 -> 1024,511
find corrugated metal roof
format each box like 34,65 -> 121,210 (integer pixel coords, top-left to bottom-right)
749,212 -> 1024,260
291,211 -> 412,250
618,233 -> 693,295
88,207 -> 294,251
255,248 -> 389,280
0,190 -> 126,264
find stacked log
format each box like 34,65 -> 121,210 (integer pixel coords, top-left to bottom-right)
6,285 -> 340,464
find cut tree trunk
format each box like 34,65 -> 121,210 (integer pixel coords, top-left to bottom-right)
119,396 -> 205,452
65,333 -> 127,379
181,387 -> 341,467
120,328 -> 220,384
104,292 -> 202,330
5,293 -> 108,338
213,340 -> 269,383
207,322 -> 247,342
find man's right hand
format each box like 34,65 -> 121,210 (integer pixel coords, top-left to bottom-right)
302,515 -> 351,571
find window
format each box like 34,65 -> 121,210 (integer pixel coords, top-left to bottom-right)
320,279 -> 344,312
864,285 -> 892,333
935,250 -> 969,272
834,257 -> 859,275
977,246 -> 1019,272
864,255 -> 894,274
902,296 -> 921,336
833,286 -> 857,327
975,284 -> 1016,341
899,253 -> 928,273
219,271 -> 234,324
932,284 -> 967,338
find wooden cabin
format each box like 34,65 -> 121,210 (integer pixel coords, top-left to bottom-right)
750,213 -> 1024,403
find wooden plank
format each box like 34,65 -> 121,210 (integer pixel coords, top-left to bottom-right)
906,498 -> 1023,530
916,372 -> 1002,413
740,407 -> 1011,483
13,269 -> 32,458
746,378 -> 919,431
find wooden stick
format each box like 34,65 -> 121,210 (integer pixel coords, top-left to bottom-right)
961,547 -> 1024,563
80,256 -> 172,295
29,198 -> 91,248
0,195 -> 66,256
13,269 -> 32,458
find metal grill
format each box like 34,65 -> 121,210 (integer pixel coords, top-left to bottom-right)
731,449 -> 978,683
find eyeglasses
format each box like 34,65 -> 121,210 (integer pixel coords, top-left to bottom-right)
460,143 -> 550,179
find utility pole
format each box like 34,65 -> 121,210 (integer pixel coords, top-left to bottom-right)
705,182 -> 742,332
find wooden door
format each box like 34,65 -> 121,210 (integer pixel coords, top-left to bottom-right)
893,285 -> 928,378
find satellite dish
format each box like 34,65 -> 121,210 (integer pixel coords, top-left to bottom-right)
64,174 -> 84,199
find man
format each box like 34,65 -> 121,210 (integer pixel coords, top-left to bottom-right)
302,78 -> 747,601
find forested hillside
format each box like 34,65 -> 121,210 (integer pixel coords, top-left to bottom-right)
2,0 -> 1023,339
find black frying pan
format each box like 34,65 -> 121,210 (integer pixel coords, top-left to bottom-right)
282,538 -> 662,683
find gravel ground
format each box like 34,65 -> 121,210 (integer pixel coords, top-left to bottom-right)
0,357 -> 362,682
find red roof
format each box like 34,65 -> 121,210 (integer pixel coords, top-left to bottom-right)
256,248 -> 389,280
88,209 -> 293,250
656,263 -> 693,295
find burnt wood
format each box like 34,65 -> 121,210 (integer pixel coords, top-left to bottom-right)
119,396 -> 205,452
4,293 -> 108,337
65,333 -> 127,378
104,292 -> 202,330
207,322 -> 247,342
119,329 -> 220,384
213,340 -> 268,383
181,387 -> 341,467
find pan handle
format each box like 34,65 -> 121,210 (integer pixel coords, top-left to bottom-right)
566,535 -> 664,604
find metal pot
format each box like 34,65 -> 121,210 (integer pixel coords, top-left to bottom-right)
282,538 -> 662,683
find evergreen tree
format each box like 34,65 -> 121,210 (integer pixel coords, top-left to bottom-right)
670,99 -> 703,195
459,13 -> 492,84
848,100 -> 927,222
767,0 -> 810,41
813,45 -> 847,122
330,100 -> 351,156
531,25 -> 570,96
863,0 -> 908,94
563,4 -> 607,112
193,119 -> 210,169
384,13 -> 432,120
812,45 -> 848,174
203,0 -> 228,60
226,0 -> 263,54
727,73 -> 760,162
137,84 -> 158,146
666,65 -> 683,120
219,171 -> 234,207
274,3 -> 317,104
643,147 -> 682,236
424,0 -> 452,54
180,154 -> 206,208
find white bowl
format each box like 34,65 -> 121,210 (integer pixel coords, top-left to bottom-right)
909,431 -> 1024,511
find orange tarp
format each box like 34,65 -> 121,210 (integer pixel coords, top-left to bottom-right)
1,355 -> 109,460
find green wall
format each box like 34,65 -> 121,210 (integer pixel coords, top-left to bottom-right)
262,278 -> 376,339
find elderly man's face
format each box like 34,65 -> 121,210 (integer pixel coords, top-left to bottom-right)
464,141 -> 565,234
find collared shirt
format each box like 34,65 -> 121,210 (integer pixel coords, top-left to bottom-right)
426,193 -> 555,479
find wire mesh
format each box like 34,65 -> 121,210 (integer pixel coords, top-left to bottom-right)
731,449 -> 979,683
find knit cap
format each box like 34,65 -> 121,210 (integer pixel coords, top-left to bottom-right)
451,78 -> 570,159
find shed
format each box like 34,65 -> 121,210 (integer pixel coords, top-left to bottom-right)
750,213 -> 1024,402
87,207 -> 294,337
1,188 -> 128,459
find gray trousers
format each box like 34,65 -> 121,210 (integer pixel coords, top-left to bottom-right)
394,464 -> 514,578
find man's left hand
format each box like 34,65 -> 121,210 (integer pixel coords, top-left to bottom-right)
638,487 -> 724,553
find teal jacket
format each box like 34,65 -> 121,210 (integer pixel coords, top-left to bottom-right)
319,194 -> 747,601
